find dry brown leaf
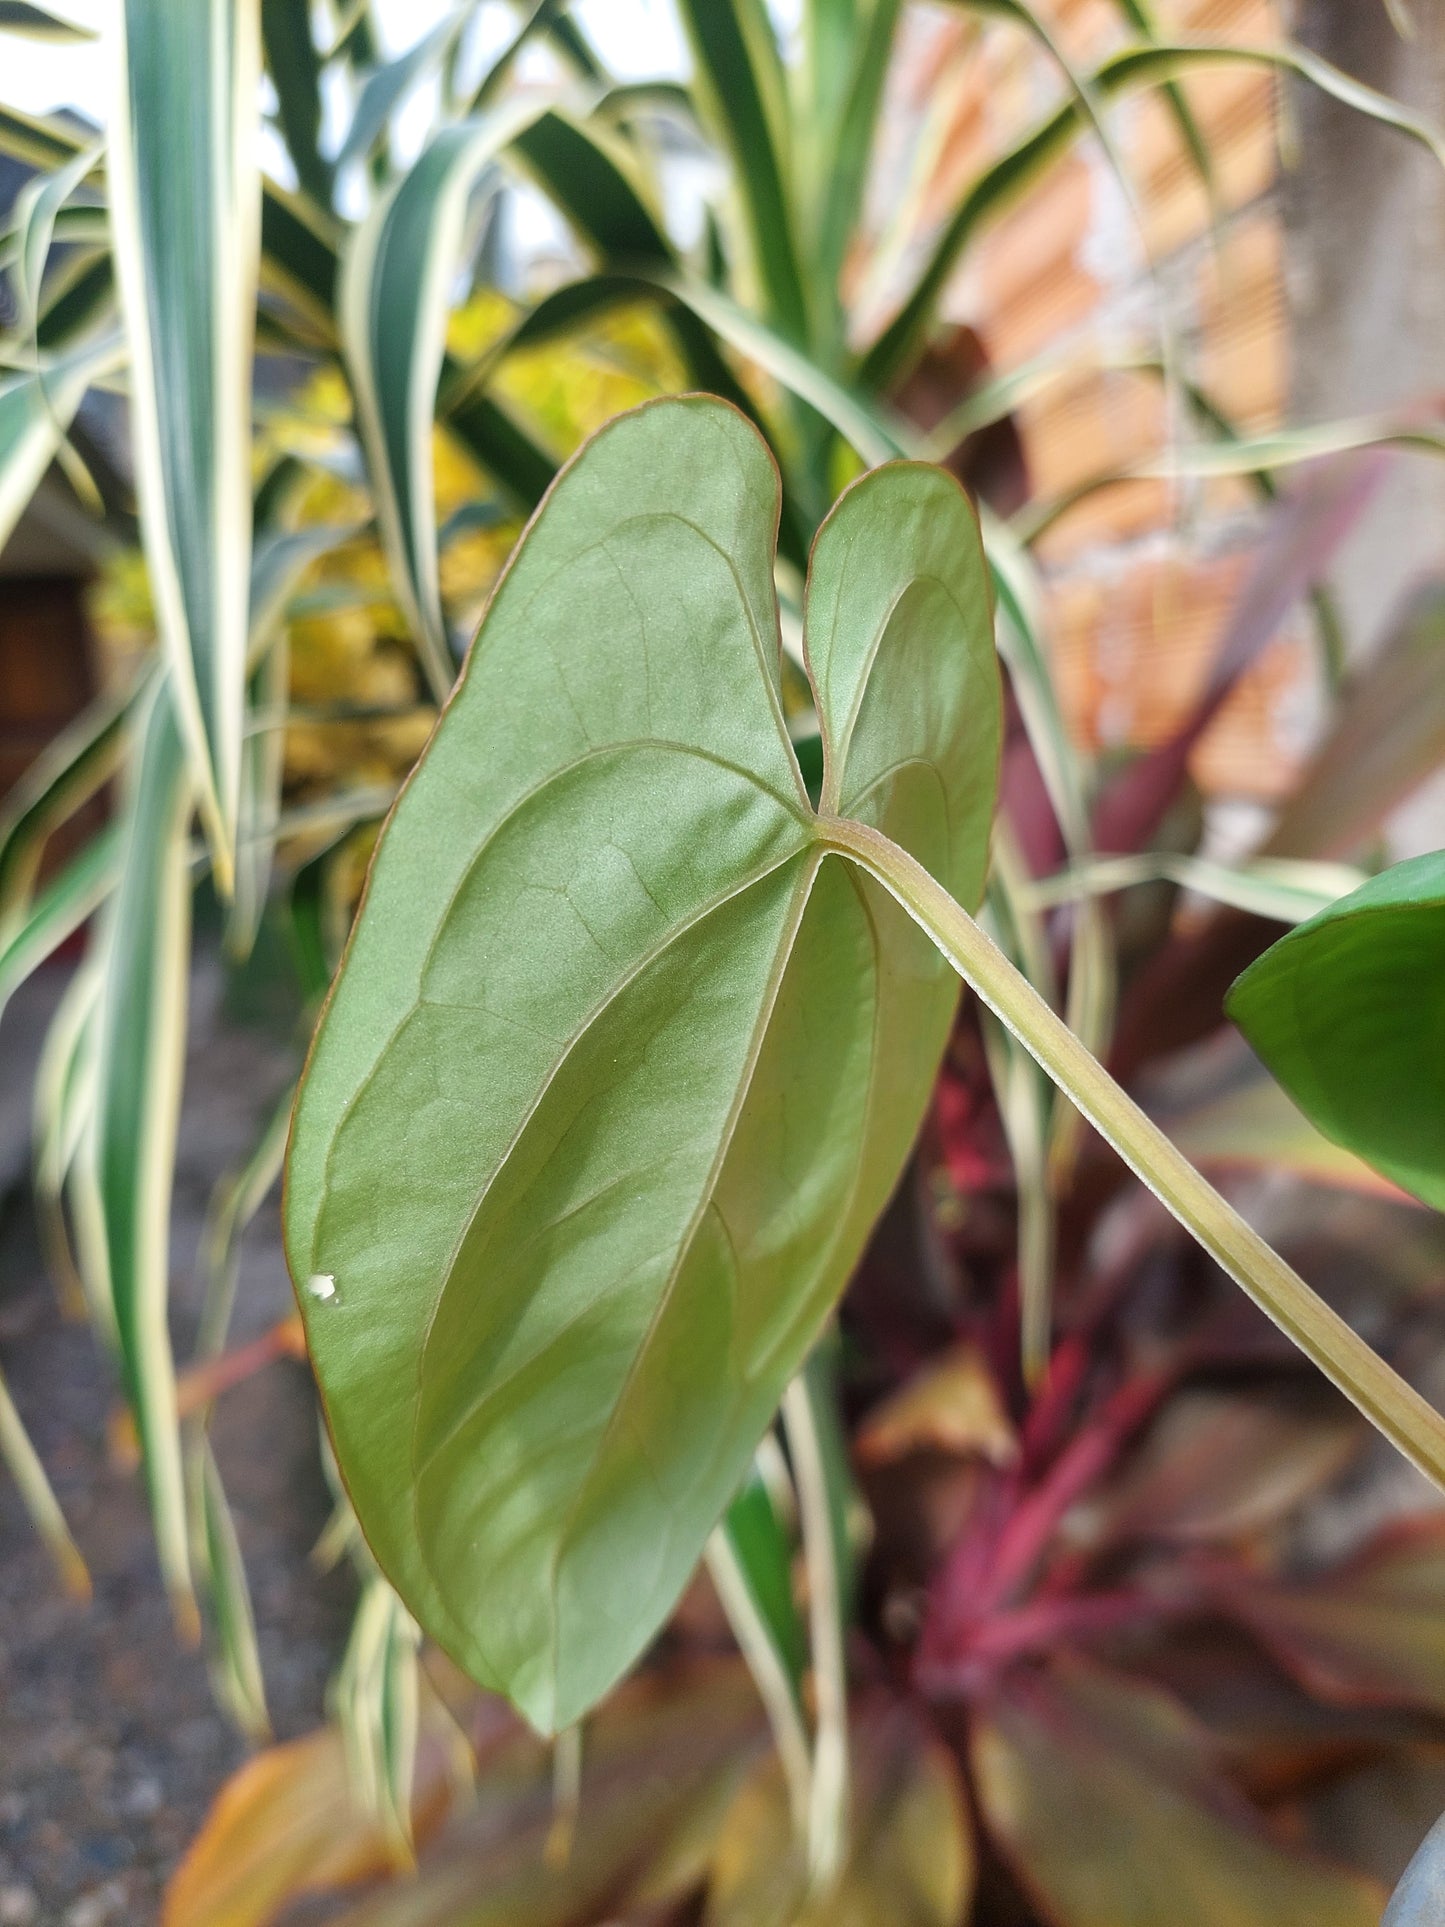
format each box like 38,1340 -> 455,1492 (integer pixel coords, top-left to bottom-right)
855,1343 -> 1017,1469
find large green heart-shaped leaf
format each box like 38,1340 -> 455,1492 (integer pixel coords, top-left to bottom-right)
285,396 -> 999,1732
1227,853 -> 1445,1210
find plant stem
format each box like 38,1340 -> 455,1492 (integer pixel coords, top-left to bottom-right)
821,814 -> 1445,1493
704,1524 -> 813,1832
782,1371 -> 850,1895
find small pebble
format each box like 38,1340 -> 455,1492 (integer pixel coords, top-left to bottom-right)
120,1777 -> 162,1819
64,1882 -> 126,1927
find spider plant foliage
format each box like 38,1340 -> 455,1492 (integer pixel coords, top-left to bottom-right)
4,0 -> 1445,1906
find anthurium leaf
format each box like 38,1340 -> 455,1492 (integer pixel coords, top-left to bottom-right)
285,395 -> 1000,1734
971,1657 -> 1384,1927
1227,853 -> 1445,1210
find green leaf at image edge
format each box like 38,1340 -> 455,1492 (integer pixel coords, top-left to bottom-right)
284,395 -> 1000,1734
1227,852 -> 1445,1211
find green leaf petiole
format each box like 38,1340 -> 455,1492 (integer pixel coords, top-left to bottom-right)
821,813 -> 1445,1495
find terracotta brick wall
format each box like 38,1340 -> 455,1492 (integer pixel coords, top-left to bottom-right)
876,0 -> 1310,804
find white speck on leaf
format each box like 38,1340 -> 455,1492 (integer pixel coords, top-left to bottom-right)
308,1273 -> 337,1303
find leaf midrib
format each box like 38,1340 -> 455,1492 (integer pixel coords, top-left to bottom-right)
541,842 -> 828,1719
403,839 -> 821,1589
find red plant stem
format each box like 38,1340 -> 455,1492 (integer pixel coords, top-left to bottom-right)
918,1361 -> 1179,1679
981,1368 -> 1173,1610
918,1584 -> 1198,1697
1017,1331 -> 1092,1470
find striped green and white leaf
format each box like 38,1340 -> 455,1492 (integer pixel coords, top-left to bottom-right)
331,1572 -> 422,1853
230,637 -> 288,963
707,1448 -> 810,1830
32,959 -> 103,1326
794,0 -> 902,349
782,1356 -> 858,1887
340,97 -> 544,698
107,0 -> 263,895
0,675 -> 135,942
196,1081 -> 293,1362
0,332 -> 124,559
0,2 -> 95,38
190,1440 -> 269,1739
0,1361 -> 88,1594
0,828 -> 120,1019
260,0 -> 330,205
88,680 -> 196,1627
677,0 -> 809,347
860,36 -> 1445,392
8,139 -> 104,340
981,863 -> 1056,1385
1017,414 -> 1445,544
1025,854 -> 1369,926
0,202 -> 109,277
336,4 -> 476,175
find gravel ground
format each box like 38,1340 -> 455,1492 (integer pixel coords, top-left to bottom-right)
0,959 -> 356,1925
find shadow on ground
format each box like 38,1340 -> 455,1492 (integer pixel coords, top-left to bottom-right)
0,959 -> 355,1925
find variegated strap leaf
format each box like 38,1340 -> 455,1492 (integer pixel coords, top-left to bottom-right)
90,678 -> 196,1624
0,332 -> 124,556
340,97 -> 548,700
107,0 -> 263,895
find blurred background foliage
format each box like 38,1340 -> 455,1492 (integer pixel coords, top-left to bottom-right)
2,0 -> 1445,1921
